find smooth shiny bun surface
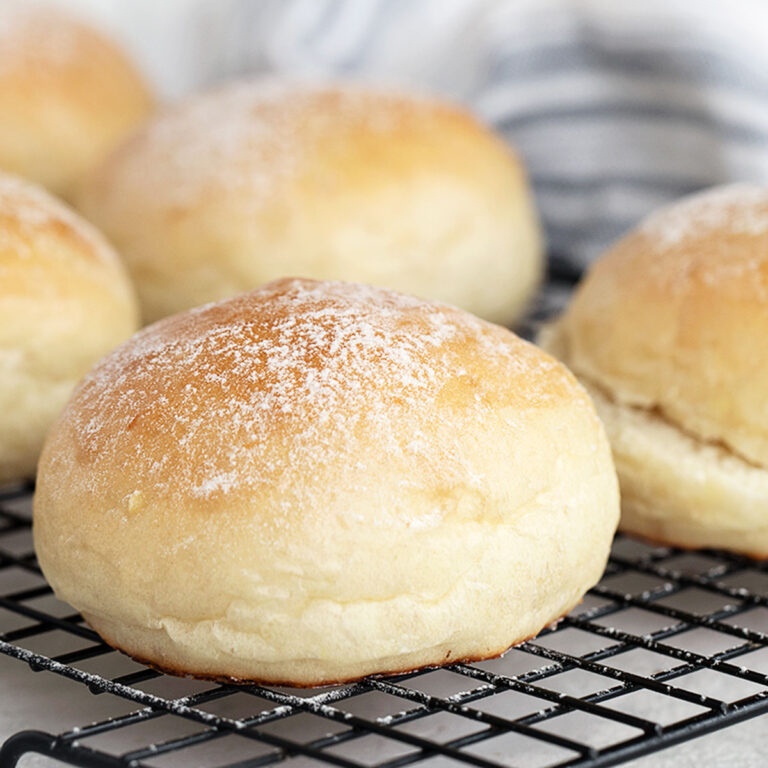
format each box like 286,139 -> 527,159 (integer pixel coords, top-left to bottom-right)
78,81 -> 542,325
0,172 -> 139,485
0,2 -> 152,199
35,278 -> 617,686
542,184 -> 768,556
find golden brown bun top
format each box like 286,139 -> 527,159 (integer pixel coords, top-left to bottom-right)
83,79 -> 521,214
0,170 -> 139,484
0,2 -> 152,198
43,278 -> 591,518
0,171 -> 138,364
36,278 -> 617,685
77,79 -> 541,326
558,183 -> 768,467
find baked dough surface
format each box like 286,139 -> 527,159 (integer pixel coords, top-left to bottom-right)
35,278 -> 618,685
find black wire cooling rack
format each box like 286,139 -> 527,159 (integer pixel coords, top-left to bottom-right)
1,275 -> 768,768
2,483 -> 768,768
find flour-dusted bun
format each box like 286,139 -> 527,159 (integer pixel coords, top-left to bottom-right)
541,184 -> 768,557
0,2 -> 152,199
77,80 -> 542,326
35,279 -> 617,686
0,173 -> 139,485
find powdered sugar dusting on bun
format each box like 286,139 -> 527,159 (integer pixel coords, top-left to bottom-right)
640,183 -> 768,248
101,80 -> 446,210
0,3 -> 81,73
52,279 -> 576,507
616,183 -> 768,298
78,78 -> 541,327
35,277 -> 617,686
0,172 -> 123,269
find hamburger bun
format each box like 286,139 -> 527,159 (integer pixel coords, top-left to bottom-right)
77,81 -> 542,326
0,2 -> 152,199
541,183 -> 768,557
35,278 -> 618,686
0,172 -> 139,485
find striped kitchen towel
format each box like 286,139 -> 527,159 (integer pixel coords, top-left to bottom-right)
61,0 -> 768,269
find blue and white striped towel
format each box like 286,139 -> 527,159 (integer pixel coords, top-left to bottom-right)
60,0 -> 768,270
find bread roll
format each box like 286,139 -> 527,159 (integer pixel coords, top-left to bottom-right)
541,183 -> 768,557
0,2 -> 152,199
77,81 -> 542,326
0,172 -> 139,485
35,278 -> 618,686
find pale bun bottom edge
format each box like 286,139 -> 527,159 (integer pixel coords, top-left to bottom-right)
82,602 -> 581,688
619,510 -> 768,560
583,382 -> 768,560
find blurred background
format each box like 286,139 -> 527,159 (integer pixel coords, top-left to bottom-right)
46,0 -> 768,269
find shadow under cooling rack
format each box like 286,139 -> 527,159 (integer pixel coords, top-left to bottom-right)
1,483 -> 767,768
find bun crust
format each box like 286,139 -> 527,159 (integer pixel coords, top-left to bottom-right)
77,81 -> 542,325
0,3 -> 152,199
34,279 -> 618,686
543,184 -> 768,556
0,173 -> 139,484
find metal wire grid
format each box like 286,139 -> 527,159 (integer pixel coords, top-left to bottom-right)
2,481 -> 768,768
